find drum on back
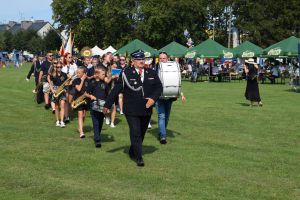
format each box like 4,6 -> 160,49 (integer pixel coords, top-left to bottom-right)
158,61 -> 181,98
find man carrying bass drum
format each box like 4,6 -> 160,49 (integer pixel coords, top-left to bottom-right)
155,52 -> 186,144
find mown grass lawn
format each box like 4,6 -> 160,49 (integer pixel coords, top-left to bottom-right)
0,63 -> 299,200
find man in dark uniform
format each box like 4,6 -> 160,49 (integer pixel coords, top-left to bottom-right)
39,52 -> 53,109
103,50 -> 162,167
26,53 -> 44,86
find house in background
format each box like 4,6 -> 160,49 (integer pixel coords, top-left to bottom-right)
0,20 -> 62,39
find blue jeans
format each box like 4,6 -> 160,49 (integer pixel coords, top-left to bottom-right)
156,99 -> 173,139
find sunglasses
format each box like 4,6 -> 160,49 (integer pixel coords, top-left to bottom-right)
56,67 -> 62,69
53,62 -> 58,64
48,55 -> 53,57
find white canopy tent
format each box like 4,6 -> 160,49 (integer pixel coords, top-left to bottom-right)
92,45 -> 104,56
103,46 -> 117,54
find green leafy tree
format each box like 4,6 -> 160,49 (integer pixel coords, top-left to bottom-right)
0,32 -> 5,50
27,37 -> 45,54
43,29 -> 62,51
233,0 -> 300,47
2,31 -> 14,51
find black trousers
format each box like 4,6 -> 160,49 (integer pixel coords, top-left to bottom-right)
125,115 -> 151,159
90,110 -> 104,142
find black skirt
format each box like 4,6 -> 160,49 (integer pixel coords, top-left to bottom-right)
245,78 -> 261,102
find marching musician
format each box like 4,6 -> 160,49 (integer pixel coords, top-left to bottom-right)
26,53 -> 43,88
48,60 -> 68,127
101,52 -> 114,126
86,57 -> 99,81
38,52 -> 53,110
108,61 -> 120,128
117,55 -> 128,115
85,67 -> 109,148
103,50 -> 162,167
155,52 -> 186,144
72,66 -> 89,138
62,53 -> 78,123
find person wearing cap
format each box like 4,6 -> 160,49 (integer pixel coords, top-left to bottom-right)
244,58 -> 263,106
103,50 -> 162,167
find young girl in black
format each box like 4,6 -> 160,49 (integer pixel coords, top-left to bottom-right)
73,67 -> 89,138
48,60 -> 68,127
85,67 -> 109,148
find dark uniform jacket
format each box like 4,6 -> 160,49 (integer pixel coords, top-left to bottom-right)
26,60 -> 42,79
104,66 -> 162,116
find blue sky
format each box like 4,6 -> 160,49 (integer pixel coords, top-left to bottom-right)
0,0 -> 53,24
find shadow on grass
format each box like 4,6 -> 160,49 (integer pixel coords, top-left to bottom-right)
106,145 -> 158,156
147,127 -> 181,140
83,125 -> 93,133
236,102 -> 250,107
88,133 -> 115,143
283,89 -> 300,93
114,118 -> 123,125
149,119 -> 157,125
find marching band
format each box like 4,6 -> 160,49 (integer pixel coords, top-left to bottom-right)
28,49 -> 177,167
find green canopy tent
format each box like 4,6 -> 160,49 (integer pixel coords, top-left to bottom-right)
233,41 -> 263,58
159,41 -> 188,57
115,39 -> 158,57
262,36 -> 300,57
185,39 -> 234,58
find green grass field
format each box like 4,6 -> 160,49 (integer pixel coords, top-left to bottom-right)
0,63 -> 299,200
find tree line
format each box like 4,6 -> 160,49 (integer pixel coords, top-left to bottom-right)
52,0 -> 300,50
0,29 -> 61,54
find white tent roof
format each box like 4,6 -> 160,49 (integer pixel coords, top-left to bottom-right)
92,45 -> 104,56
103,46 -> 117,54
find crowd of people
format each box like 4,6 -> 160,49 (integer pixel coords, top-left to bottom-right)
26,50 -> 186,167
180,58 -> 300,86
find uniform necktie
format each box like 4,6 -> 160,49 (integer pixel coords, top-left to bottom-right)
138,68 -> 143,76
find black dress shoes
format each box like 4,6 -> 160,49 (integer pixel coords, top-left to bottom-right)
95,142 -> 101,148
136,157 -> 144,167
160,138 -> 167,144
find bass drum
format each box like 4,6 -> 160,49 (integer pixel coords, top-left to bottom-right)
158,61 -> 181,98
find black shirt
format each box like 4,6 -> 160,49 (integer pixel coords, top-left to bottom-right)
87,67 -> 95,78
72,78 -> 89,99
50,72 -> 68,86
87,79 -> 109,100
40,60 -> 51,75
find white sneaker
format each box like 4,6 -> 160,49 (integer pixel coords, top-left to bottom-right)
60,121 -> 66,128
148,123 -> 152,129
120,111 -> 124,115
110,123 -> 116,128
56,121 -> 60,127
105,117 -> 110,125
